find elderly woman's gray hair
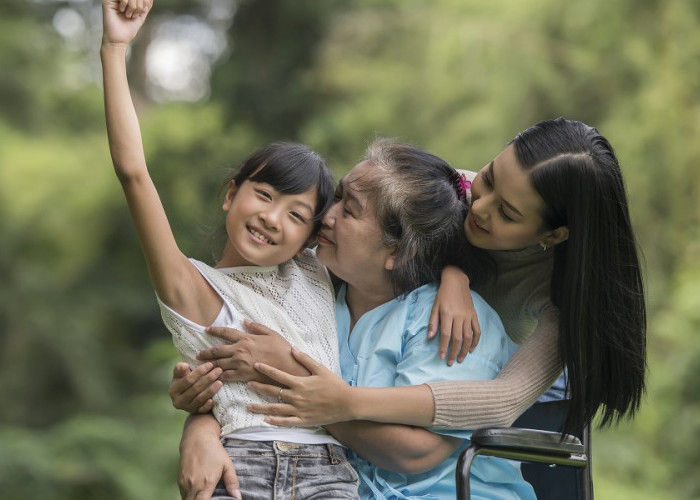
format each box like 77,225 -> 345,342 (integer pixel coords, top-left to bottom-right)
354,139 -> 475,296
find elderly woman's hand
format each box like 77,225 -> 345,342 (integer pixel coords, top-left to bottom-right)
197,321 -> 310,384
246,349 -> 355,427
428,265 -> 481,365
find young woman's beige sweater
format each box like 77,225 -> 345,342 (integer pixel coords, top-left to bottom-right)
427,244 -> 563,429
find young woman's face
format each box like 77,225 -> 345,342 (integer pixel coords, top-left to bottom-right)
315,160 -> 395,286
217,179 -> 317,268
465,144 -> 551,251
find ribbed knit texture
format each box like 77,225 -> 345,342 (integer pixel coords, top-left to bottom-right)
428,244 -> 563,429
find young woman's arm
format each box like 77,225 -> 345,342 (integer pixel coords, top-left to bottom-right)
247,313 -> 561,428
101,1 -> 219,323
170,313 -> 562,428
429,313 -> 561,428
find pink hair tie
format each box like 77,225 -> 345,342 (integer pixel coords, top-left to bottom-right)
457,174 -> 471,198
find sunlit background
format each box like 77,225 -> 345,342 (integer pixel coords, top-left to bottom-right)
1,0 -> 699,498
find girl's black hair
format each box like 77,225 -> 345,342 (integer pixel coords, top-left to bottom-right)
512,117 -> 647,435
231,141 -> 335,231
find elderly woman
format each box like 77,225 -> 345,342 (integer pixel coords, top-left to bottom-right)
175,140 -> 534,499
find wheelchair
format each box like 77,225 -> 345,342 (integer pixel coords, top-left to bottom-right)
456,400 -> 593,499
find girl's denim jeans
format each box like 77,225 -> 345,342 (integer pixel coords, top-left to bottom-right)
212,438 -> 359,499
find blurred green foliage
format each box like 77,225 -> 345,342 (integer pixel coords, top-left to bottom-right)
1,0 -> 698,498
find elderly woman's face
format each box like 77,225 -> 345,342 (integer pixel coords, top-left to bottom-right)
316,161 -> 395,286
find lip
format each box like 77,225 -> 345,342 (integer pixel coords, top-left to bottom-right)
247,225 -> 275,245
467,212 -> 489,234
317,231 -> 334,245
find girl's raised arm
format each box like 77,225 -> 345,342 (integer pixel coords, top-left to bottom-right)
101,0 -> 218,322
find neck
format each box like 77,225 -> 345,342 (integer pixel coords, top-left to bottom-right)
345,278 -> 395,330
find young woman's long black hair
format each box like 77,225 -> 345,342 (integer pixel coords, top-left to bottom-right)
513,118 -> 647,435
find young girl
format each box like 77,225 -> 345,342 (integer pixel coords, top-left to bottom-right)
101,1 -> 358,498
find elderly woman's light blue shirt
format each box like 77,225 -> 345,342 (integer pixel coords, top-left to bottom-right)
336,282 -> 535,499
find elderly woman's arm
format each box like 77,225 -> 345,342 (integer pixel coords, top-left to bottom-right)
326,421 -> 462,474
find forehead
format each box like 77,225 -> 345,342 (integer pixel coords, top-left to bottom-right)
491,145 -> 544,217
345,160 -> 376,186
342,161 -> 377,202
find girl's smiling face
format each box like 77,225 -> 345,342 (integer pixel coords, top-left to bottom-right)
465,144 -> 553,251
217,179 -> 317,268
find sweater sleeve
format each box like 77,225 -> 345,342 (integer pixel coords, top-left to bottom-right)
426,309 -> 562,429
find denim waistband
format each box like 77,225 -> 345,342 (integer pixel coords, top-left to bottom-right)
221,438 -> 348,462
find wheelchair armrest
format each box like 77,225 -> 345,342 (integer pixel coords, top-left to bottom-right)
457,427 -> 589,500
471,427 -> 584,456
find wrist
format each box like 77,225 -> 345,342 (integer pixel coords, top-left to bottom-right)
348,386 -> 375,421
180,414 -> 221,450
100,41 -> 130,55
441,265 -> 470,284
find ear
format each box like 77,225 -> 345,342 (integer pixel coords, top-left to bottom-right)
541,226 -> 569,248
222,180 -> 237,211
384,248 -> 397,271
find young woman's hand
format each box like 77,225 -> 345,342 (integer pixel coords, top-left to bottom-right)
102,0 -> 152,47
197,321 -> 310,383
428,265 -> 481,365
246,349 -> 355,427
178,415 -> 241,500
169,362 -> 223,414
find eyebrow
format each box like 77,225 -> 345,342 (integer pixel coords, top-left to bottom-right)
489,161 -> 524,217
292,199 -> 315,215
338,177 -> 365,212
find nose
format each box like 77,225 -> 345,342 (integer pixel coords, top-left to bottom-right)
469,194 -> 489,222
321,201 -> 340,228
260,206 -> 282,230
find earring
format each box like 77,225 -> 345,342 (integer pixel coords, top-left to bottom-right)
540,242 -> 548,251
